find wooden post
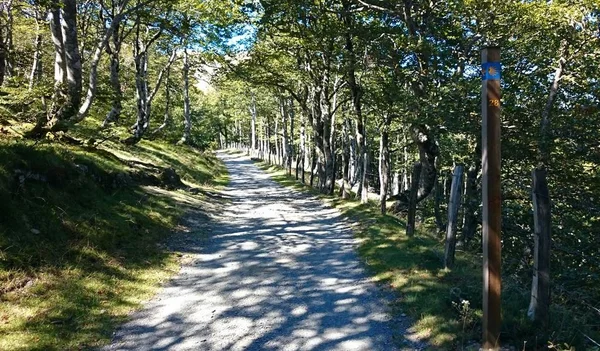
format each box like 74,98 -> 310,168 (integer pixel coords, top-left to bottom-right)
528,168 -> 551,324
250,93 -> 257,151
444,165 -> 464,269
406,162 -> 422,237
275,113 -> 280,165
288,98 -> 294,176
482,46 -> 502,351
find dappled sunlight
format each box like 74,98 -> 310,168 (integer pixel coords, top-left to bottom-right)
104,152 -> 417,351
340,200 -> 479,348
255,159 -> 479,349
408,315 -> 456,345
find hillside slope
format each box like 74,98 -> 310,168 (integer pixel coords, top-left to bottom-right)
0,134 -> 227,350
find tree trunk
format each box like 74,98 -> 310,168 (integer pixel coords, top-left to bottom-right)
355,117 -> 366,202
527,43 -> 565,326
444,170 -> 452,203
434,178 -> 445,233
462,153 -> 481,244
341,117 -> 351,199
281,96 -> 290,168
260,121 -> 268,161
60,0 -> 82,118
103,22 -> 123,127
279,96 -> 288,169
328,89 -> 338,195
151,66 -> 171,135
288,98 -> 294,175
528,168 -> 551,325
309,82 -> 333,193
250,93 -> 257,151
130,21 -> 148,143
131,46 -> 147,141
403,133 -> 409,191
341,149 -> 350,199
50,3 -> 65,86
28,16 -> 44,90
265,122 -> 269,161
274,112 -> 281,165
310,142 -> 317,188
258,124 -> 262,158
353,115 -> 366,201
411,125 -> 438,200
392,172 -> 400,195
125,24 -> 174,145
179,48 -> 191,144
316,128 -> 326,191
73,7 -> 125,123
24,2 -> 67,136
1,0 -> 14,82
360,146 -> 369,204
28,1 -> 130,133
379,127 -> 390,214
390,125 -> 439,213
0,26 -> 5,86
267,118 -> 272,164
45,2 -> 67,130
444,165 -> 464,269
348,119 -> 357,185
342,0 -> 364,197
323,125 -> 334,194
305,129 -> 310,184
538,41 -> 567,168
310,87 -> 326,191
406,162 -> 422,237
297,111 -> 305,181
236,119 -> 241,149
391,135 -> 400,195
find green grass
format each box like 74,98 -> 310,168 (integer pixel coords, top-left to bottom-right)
0,133 -> 227,350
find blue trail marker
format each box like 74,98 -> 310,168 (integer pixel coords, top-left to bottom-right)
482,62 -> 502,81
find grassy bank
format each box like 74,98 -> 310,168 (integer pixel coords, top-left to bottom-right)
254,160 -> 584,350
0,134 -> 227,350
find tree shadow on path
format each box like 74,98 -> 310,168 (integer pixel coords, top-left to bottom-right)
103,152 -> 424,351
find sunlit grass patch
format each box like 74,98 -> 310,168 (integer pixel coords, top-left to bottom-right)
0,257 -> 179,350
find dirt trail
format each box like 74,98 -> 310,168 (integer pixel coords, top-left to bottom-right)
103,152 -> 422,351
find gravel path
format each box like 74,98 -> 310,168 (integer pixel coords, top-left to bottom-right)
103,152 -> 419,351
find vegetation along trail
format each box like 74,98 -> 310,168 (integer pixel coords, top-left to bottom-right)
2,0 -> 599,349
104,151 -> 421,351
